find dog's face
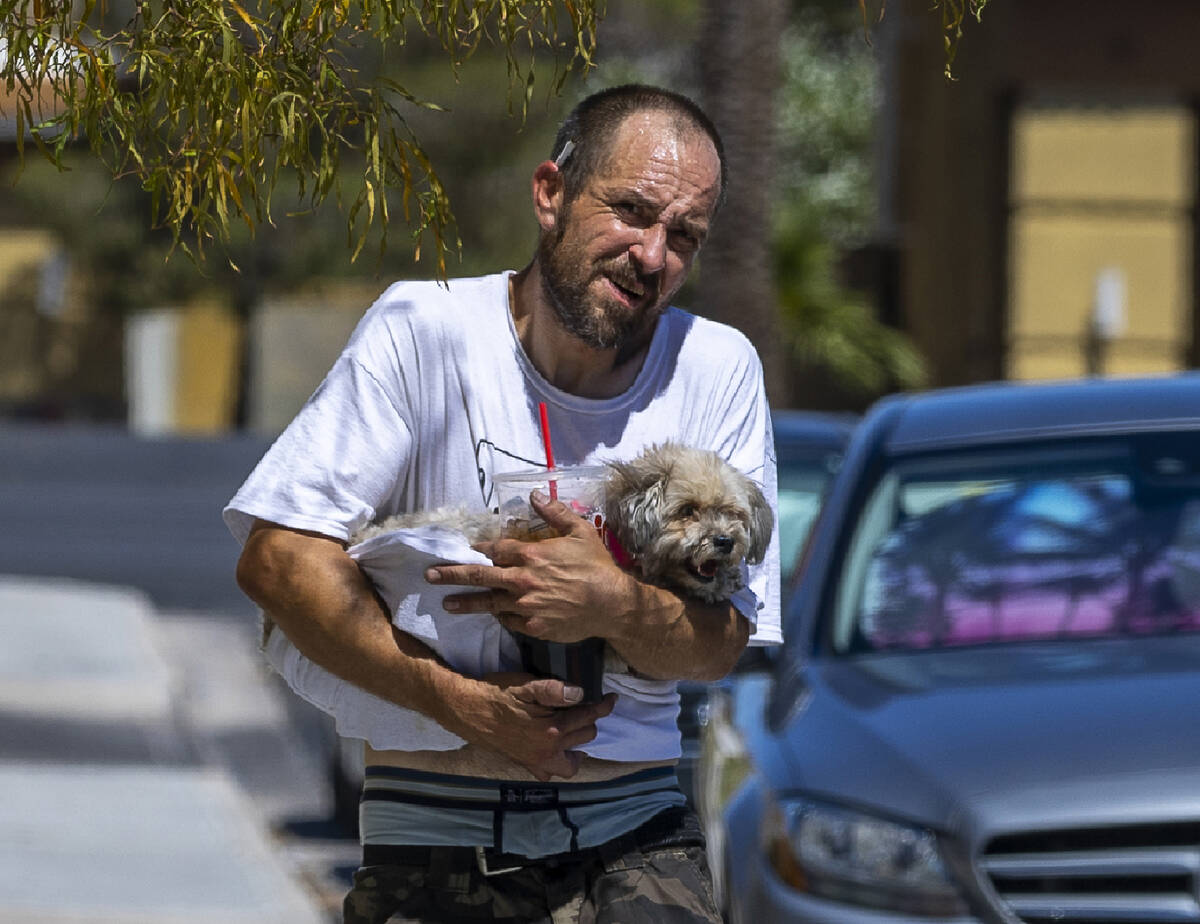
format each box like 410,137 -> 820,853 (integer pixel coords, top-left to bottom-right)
604,443 -> 774,603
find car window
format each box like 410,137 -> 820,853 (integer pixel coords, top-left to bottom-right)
777,453 -> 840,584
832,439 -> 1200,653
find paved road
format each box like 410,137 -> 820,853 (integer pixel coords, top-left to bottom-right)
0,422 -> 271,613
0,422 -> 359,920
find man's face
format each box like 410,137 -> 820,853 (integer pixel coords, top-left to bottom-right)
538,111 -> 722,353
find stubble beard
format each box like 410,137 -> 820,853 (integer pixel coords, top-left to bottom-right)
537,227 -> 664,355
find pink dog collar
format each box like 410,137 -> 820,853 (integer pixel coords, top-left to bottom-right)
605,529 -> 637,570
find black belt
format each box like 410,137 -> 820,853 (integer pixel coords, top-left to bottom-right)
361,805 -> 703,877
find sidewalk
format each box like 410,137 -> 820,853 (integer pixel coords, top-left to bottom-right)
0,576 -> 328,924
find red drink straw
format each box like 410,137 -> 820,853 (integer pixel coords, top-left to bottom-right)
538,401 -> 558,500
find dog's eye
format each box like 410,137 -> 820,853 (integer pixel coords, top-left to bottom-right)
678,504 -> 697,519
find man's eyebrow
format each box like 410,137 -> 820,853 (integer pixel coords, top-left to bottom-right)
674,215 -> 710,240
603,185 -> 711,238
605,186 -> 658,208
609,187 -> 706,217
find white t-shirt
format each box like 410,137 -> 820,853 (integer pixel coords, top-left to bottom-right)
225,271 -> 780,761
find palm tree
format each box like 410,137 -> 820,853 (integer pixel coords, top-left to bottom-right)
695,0 -> 789,404
696,0 -> 926,409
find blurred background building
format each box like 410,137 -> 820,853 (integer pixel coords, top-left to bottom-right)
875,0 -> 1198,386
0,0 -> 1197,436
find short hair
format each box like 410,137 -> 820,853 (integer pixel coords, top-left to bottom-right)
550,84 -> 727,211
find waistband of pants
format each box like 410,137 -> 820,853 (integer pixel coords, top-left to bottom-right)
359,763 -> 681,811
360,804 -> 703,874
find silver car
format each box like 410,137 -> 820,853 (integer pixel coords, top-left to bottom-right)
701,375 -> 1200,923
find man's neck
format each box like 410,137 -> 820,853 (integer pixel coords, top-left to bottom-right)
508,267 -> 653,400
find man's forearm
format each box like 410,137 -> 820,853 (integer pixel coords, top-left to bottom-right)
605,578 -> 750,682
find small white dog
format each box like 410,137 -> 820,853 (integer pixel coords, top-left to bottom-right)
350,442 -> 773,687
355,442 -> 773,604
600,442 -> 773,604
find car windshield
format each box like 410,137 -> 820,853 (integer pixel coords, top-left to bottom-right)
778,451 -> 840,584
832,434 -> 1200,653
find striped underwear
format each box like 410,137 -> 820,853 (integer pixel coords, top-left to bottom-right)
359,764 -> 687,859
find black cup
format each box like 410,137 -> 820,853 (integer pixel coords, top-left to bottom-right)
513,633 -> 606,704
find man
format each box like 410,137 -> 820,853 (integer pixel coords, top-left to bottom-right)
227,84 -> 780,923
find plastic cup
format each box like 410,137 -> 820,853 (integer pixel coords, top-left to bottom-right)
493,465 -> 608,703
493,465 -> 608,539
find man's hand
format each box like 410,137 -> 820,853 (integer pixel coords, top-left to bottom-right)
455,673 -> 618,781
428,491 -> 636,643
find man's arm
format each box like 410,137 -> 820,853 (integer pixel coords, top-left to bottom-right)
604,582 -> 750,683
236,520 -> 615,780
431,493 -> 751,683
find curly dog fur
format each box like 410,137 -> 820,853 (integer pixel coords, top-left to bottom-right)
601,442 -> 773,604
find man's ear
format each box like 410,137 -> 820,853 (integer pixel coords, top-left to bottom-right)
532,161 -> 565,234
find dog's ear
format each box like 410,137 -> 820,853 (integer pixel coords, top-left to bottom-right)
607,461 -> 668,554
744,479 -> 775,564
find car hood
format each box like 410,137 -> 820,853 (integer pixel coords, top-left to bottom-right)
772,634 -> 1200,844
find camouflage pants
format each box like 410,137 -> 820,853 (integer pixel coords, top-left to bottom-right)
343,807 -> 722,924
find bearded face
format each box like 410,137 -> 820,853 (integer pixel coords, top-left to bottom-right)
532,113 -> 721,355
536,216 -> 664,352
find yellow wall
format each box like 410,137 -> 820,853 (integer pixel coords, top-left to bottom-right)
1012,109 -> 1194,203
174,300 -> 242,434
137,282 -> 383,436
0,229 -> 59,400
1007,106 -> 1195,380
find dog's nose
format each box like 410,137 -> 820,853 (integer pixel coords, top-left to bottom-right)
713,535 -> 734,554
